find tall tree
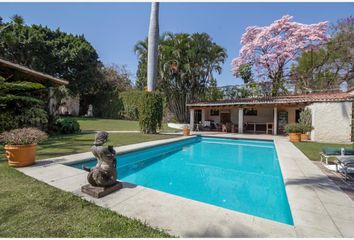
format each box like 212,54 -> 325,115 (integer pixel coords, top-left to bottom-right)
147,2 -> 159,92
231,15 -> 328,96
291,16 -> 354,92
135,32 -> 226,122
0,15 -> 102,97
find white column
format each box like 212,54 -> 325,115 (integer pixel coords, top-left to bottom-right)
238,108 -> 243,134
48,87 -> 55,116
273,106 -> 278,135
201,109 -> 206,125
190,109 -> 195,131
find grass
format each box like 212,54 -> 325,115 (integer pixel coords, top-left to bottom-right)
0,119 -> 179,237
1,132 -> 178,161
72,117 -> 177,132
293,141 -> 354,161
0,163 -> 171,237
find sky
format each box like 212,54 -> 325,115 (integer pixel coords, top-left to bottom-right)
0,2 -> 353,86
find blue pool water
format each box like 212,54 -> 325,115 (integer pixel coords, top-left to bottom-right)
70,136 -> 293,225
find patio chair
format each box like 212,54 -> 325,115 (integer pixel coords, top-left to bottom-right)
320,148 -> 354,165
320,147 -> 342,165
335,156 -> 354,180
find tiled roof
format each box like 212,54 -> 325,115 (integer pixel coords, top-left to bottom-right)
187,92 -> 354,107
0,58 -> 68,86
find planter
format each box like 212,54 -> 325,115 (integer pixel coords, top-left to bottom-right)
183,128 -> 190,136
300,133 -> 310,141
288,133 -> 301,142
4,144 -> 37,167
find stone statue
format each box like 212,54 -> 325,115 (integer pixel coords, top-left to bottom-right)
87,104 -> 93,117
85,131 -> 117,187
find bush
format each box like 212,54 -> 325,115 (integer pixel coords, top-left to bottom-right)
299,108 -> 312,127
0,108 -> 48,133
54,118 -> 80,134
0,128 -> 48,145
298,123 -> 314,134
138,91 -> 163,134
120,90 -> 144,120
284,123 -> 301,134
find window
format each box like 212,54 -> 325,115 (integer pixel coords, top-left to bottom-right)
244,108 -> 257,116
210,109 -> 219,116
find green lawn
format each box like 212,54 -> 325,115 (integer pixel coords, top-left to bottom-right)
1,132 -> 178,161
293,141 -> 354,161
72,117 -> 176,132
0,163 -> 170,237
0,122 -> 178,237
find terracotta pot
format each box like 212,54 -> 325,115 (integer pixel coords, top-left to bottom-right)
183,128 -> 190,136
300,133 -> 309,141
288,133 -> 301,143
4,144 -> 37,167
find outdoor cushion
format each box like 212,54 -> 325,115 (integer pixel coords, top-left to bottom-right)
344,148 -> 354,155
322,147 -> 341,155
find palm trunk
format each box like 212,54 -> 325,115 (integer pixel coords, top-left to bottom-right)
147,2 -> 159,92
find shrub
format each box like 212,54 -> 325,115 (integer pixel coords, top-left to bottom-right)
0,128 -> 48,145
299,108 -> 312,127
284,123 -> 301,134
54,118 -> 80,134
298,123 -> 314,134
120,90 -> 144,120
138,91 -> 163,134
0,108 -> 48,133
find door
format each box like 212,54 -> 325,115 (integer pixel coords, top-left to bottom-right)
220,113 -> 231,124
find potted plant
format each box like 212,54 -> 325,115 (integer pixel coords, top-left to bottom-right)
299,108 -> 313,140
299,123 -> 313,141
0,128 -> 48,167
284,123 -> 301,142
183,124 -> 191,136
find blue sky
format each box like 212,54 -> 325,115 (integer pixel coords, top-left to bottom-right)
0,2 -> 353,86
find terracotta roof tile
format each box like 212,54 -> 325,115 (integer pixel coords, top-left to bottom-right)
187,92 -> 354,107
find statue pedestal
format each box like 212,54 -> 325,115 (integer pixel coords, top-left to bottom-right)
81,181 -> 122,198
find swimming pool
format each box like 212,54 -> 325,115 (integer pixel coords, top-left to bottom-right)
70,136 -> 293,225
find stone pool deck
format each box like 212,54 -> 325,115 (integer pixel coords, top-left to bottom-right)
17,134 -> 354,237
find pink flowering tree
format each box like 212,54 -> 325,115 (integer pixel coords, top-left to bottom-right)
231,15 -> 328,96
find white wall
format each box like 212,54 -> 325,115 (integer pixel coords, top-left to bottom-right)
308,102 -> 352,144
243,108 -> 273,123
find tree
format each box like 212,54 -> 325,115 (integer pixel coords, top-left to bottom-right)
147,2 -> 159,92
238,64 -> 253,83
134,32 -> 226,122
291,16 -> 354,92
83,64 -> 133,119
0,15 -> 102,98
148,32 -> 226,122
204,78 -> 224,101
231,15 -> 328,96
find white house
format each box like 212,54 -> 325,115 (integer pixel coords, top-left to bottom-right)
187,91 -> 354,144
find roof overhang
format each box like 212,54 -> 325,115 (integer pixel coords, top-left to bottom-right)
0,58 -> 69,86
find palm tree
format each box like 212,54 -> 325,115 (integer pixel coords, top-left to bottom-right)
147,2 -> 159,92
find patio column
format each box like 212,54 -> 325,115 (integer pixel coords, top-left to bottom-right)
190,108 -> 195,131
238,108 -> 243,134
273,106 -> 278,135
48,87 -> 55,116
201,109 -> 206,125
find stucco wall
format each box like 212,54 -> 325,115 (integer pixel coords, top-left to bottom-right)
308,102 -> 352,144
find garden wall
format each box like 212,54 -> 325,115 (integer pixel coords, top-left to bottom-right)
308,102 -> 352,143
